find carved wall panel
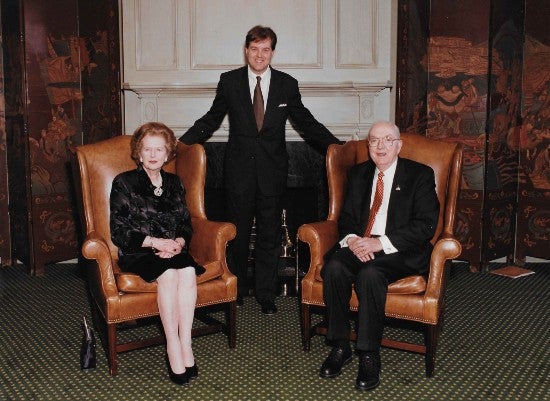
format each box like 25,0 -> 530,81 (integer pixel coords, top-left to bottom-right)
425,1 -> 491,271
336,0 -> 376,67
135,0 -> 178,70
482,1 -> 523,264
1,0 -> 121,274
396,0 -> 549,270
192,0 -> 322,69
395,0 -> 428,132
0,30 -> 8,266
516,0 -> 550,262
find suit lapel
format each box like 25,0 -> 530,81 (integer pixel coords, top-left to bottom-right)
360,162 -> 376,229
386,158 -> 406,230
237,67 -> 258,131
262,67 -> 281,129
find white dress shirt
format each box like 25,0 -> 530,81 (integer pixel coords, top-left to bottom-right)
339,159 -> 398,254
248,66 -> 271,111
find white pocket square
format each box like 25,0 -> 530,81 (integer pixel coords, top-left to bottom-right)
278,103 -> 287,107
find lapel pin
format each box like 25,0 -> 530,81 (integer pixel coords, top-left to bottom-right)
395,185 -> 401,191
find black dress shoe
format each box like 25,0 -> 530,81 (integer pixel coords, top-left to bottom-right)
165,355 -> 190,385
355,351 -> 381,391
236,294 -> 244,307
185,363 -> 198,380
319,345 -> 353,378
167,364 -> 190,385
169,370 -> 189,385
259,300 -> 277,315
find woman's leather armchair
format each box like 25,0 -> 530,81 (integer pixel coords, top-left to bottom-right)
74,135 -> 237,375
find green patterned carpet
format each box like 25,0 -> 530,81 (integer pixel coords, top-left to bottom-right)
0,262 -> 548,401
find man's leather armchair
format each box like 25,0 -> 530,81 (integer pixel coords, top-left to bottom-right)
298,133 -> 463,377
74,135 -> 237,375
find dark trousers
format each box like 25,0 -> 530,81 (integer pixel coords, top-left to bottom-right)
321,247 -> 417,352
226,185 -> 282,302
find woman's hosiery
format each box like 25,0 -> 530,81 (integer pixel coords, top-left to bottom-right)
157,268 -> 196,376
177,267 -> 197,368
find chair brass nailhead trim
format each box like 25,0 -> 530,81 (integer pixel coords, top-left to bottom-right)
105,300 -> 235,323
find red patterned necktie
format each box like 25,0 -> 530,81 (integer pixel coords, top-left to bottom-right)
253,76 -> 264,131
364,171 -> 384,237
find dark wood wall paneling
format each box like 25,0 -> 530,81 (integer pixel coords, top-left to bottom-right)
1,0 -> 26,268
0,19 -> 8,266
483,0 -> 523,264
516,0 -> 550,262
0,0 -> 121,274
397,0 -> 549,270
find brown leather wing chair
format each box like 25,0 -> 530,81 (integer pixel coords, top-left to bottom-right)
298,133 -> 463,377
74,135 -> 237,376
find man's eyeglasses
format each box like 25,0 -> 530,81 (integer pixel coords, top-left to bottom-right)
367,137 -> 400,147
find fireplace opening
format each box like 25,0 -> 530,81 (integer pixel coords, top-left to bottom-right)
203,141 -> 328,296
204,186 -> 320,296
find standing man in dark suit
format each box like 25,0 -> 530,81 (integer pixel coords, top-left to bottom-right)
319,121 -> 439,391
179,25 -> 341,315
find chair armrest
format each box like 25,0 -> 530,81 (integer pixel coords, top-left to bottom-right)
425,236 -> 462,301
298,220 -> 339,279
81,231 -> 119,299
189,218 -> 236,266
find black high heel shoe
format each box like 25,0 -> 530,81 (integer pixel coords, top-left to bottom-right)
169,369 -> 189,385
166,356 -> 189,385
185,364 -> 199,380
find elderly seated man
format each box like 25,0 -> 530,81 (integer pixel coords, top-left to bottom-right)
319,121 -> 439,391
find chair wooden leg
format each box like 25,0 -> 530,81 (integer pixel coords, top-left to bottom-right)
107,323 -> 118,376
424,323 -> 438,377
227,301 -> 237,348
301,303 -> 311,351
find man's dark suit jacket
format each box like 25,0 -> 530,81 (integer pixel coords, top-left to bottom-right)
337,157 -> 440,275
180,66 -> 340,196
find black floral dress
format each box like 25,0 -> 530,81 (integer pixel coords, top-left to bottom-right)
109,165 -> 205,282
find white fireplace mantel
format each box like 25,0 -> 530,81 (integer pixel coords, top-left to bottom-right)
122,81 -> 393,141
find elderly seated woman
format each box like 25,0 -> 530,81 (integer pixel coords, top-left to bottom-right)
109,122 -> 204,386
